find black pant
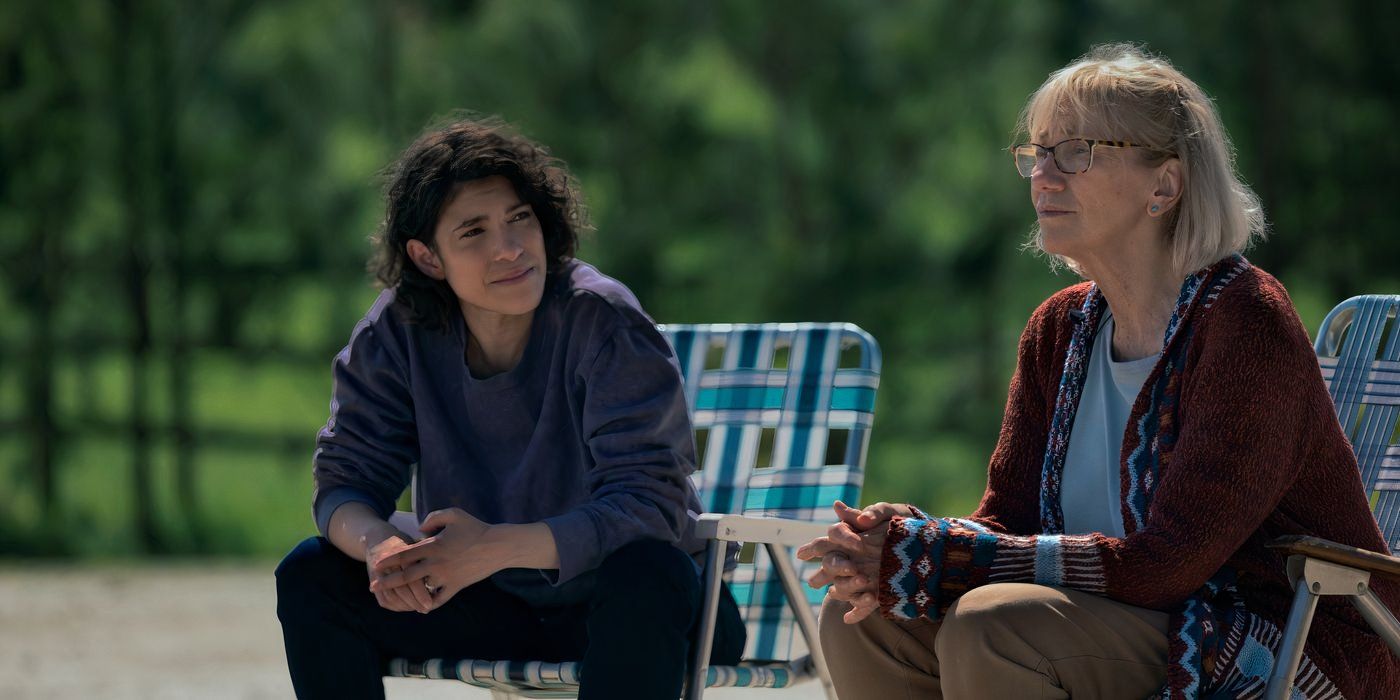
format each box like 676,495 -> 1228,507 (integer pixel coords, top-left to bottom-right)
275,536 -> 746,699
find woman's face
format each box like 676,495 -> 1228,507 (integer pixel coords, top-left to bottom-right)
1029,123 -> 1161,265
411,175 -> 548,326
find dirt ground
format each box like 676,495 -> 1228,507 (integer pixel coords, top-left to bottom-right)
0,563 -> 818,699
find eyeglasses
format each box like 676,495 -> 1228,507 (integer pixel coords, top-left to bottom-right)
1010,138 -> 1168,178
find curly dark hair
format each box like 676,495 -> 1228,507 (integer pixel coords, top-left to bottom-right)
370,115 -> 587,331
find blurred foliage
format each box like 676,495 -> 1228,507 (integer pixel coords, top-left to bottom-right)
2,0 -> 1397,557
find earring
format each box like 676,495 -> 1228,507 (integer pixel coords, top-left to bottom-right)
1150,204 -> 1160,214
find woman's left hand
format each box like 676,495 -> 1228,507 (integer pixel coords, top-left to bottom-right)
369,507 -> 497,611
796,514 -> 886,624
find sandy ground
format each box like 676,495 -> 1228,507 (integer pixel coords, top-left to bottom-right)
0,564 -> 823,699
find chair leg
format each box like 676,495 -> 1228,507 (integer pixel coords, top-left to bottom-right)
1265,575 -> 1320,700
685,540 -> 726,700
766,543 -> 839,700
1352,588 -> 1400,657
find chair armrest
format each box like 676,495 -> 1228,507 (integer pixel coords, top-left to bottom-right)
694,513 -> 830,547
1268,535 -> 1400,580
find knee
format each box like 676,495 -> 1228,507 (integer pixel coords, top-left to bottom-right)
819,592 -> 938,689
935,583 -> 1061,655
275,537 -> 348,613
598,540 -> 697,594
819,594 -> 855,654
595,540 -> 700,617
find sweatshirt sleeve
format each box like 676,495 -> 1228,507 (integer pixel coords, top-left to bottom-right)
542,320 -> 696,585
880,282 -> 1317,620
311,305 -> 419,537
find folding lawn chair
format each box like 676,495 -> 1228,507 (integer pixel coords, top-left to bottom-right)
1266,295 -> 1400,699
386,322 -> 882,700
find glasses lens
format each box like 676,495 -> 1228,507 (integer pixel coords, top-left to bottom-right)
1012,145 -> 1038,178
1055,139 -> 1093,174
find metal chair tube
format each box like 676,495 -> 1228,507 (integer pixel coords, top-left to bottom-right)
1352,588 -> 1400,658
766,543 -> 839,700
1265,580 -> 1320,700
685,540 -> 727,700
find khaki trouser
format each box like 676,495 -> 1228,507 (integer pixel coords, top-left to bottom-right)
819,583 -> 1169,699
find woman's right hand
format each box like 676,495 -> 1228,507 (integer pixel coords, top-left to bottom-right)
793,500 -> 920,623
326,502 -> 435,614
796,505 -> 888,623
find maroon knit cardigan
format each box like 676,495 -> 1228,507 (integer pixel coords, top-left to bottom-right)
879,262 -> 1400,698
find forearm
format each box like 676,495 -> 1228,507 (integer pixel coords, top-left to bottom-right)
879,509 -> 1239,621
879,517 -> 1109,620
327,501 -> 402,562
483,522 -> 560,570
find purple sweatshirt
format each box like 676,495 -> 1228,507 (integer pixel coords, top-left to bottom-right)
311,261 -> 704,606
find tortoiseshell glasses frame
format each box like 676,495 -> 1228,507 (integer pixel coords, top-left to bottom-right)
1011,138 -> 1170,178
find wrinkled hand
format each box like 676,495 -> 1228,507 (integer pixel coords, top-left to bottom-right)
838,500 -> 918,533
365,530 -> 435,614
795,500 -> 901,624
369,507 -> 495,611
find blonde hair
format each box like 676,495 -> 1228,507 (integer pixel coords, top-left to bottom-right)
1018,43 -> 1266,276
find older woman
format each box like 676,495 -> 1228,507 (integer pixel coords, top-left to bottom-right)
799,45 -> 1400,699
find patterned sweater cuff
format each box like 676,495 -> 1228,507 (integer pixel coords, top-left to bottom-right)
878,517 -> 999,620
878,519 -> 1107,621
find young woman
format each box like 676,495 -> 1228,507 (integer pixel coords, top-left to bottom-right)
275,117 -> 745,700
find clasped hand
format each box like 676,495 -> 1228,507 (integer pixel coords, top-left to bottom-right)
367,507 -> 495,614
795,500 -> 914,624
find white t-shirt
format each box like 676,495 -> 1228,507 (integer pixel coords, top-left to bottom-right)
1061,310 -> 1159,537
